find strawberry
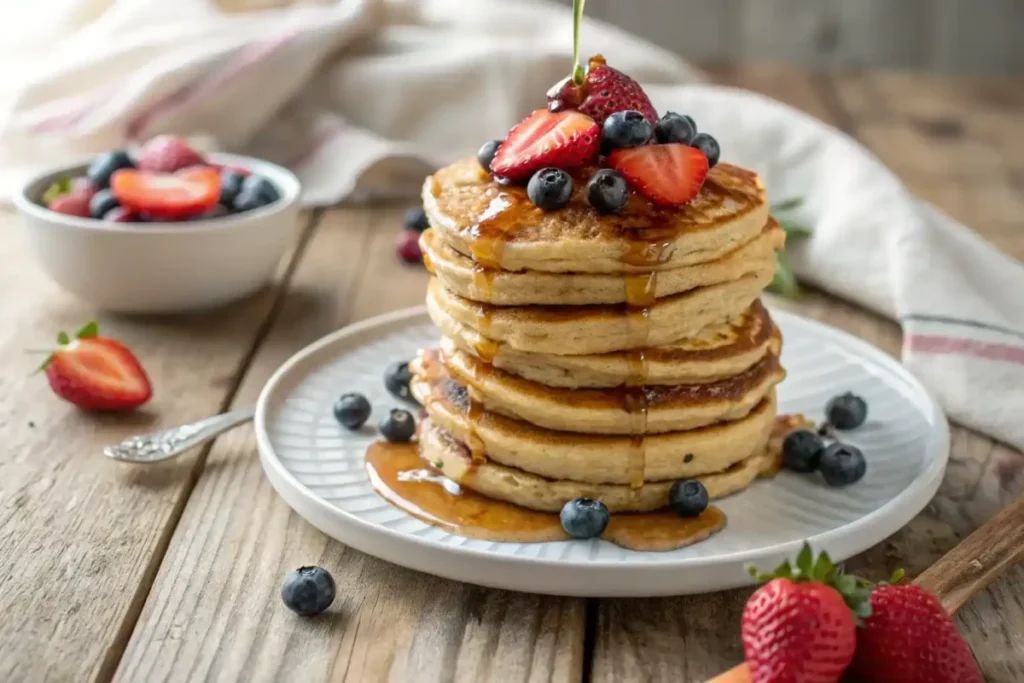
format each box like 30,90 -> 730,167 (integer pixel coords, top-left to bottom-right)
490,109 -> 599,182
851,583 -> 983,683
43,176 -> 96,218
136,134 -> 205,173
37,322 -> 152,411
111,166 -> 220,219
608,143 -> 709,206
547,55 -> 658,126
742,544 -> 869,683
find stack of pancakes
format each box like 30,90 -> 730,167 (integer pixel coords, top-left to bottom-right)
411,158 -> 785,513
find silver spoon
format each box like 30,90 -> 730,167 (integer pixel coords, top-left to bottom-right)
103,406 -> 256,463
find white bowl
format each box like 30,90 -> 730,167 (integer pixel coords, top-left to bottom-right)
14,153 -> 301,313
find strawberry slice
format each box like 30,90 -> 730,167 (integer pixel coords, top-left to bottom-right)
39,322 -> 152,411
490,109 -> 599,182
111,166 -> 220,219
608,143 -> 709,206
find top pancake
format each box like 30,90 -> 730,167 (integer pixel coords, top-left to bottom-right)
423,158 -> 769,274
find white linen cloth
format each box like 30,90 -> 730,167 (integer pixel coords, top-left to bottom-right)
1,0 -> 1021,449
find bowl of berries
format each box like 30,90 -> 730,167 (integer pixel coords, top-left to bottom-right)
14,135 -> 301,313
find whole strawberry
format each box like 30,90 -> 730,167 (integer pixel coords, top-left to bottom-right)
136,134 -> 205,173
851,583 -> 982,683
548,55 -> 658,126
742,544 -> 869,683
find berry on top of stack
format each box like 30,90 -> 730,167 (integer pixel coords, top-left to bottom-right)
41,135 -> 281,223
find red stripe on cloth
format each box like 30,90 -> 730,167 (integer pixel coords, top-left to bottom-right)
905,333 -> 1024,365
125,31 -> 297,140
31,86 -> 118,133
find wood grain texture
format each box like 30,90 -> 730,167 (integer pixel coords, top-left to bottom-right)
114,208 -> 585,683
0,210 -> 315,682
591,66 -> 1024,683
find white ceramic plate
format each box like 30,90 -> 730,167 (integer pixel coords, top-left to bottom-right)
255,306 -> 948,597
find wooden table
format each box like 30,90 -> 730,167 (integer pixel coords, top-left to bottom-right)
1,65 -> 1022,683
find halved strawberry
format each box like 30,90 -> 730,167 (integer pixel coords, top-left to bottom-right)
548,55 -> 658,126
38,322 -> 152,411
608,144 -> 709,206
490,109 -> 599,182
111,166 -> 220,219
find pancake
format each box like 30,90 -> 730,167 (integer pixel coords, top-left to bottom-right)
409,354 -> 778,486
421,219 -> 784,305
426,265 -> 776,356
418,418 -> 779,513
423,158 -> 769,274
436,338 -> 784,434
436,299 -> 778,388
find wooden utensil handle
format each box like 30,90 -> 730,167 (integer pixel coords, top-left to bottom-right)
707,495 -> 1024,683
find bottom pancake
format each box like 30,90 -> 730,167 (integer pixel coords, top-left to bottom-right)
418,418 -> 781,513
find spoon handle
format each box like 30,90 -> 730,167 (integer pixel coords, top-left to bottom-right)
103,406 -> 257,463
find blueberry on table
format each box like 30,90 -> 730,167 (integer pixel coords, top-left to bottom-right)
527,168 -> 572,210
219,170 -> 245,207
333,393 -> 371,430
232,187 -> 273,213
655,112 -> 697,145
86,150 -> 135,189
380,408 -> 416,443
586,169 -> 629,213
89,189 -> 120,219
477,139 -> 502,173
560,497 -> 610,539
669,479 -> 709,517
384,360 -> 413,400
781,429 -> 825,473
280,566 -> 336,616
818,442 -> 867,486
690,133 -> 720,168
602,110 -> 653,150
825,392 -> 868,430
403,207 -> 430,233
241,174 -> 279,203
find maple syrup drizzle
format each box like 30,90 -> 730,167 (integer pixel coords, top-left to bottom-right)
620,237 -> 675,488
365,441 -> 726,550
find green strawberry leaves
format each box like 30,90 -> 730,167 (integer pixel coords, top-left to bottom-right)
42,177 -> 72,204
767,197 -> 812,299
571,0 -> 587,86
33,321 -> 100,373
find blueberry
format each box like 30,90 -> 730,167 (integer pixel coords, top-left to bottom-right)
690,133 -> 720,168
668,479 -> 709,517
587,169 -> 628,213
404,207 -> 430,233
280,566 -> 336,616
818,442 -> 867,486
333,393 -> 371,429
86,150 -> 135,189
384,360 -> 413,401
782,429 -> 826,473
655,112 -> 697,144
241,174 -> 279,203
232,187 -> 274,213
560,497 -> 610,539
219,170 -> 245,207
602,110 -> 653,150
825,392 -> 868,430
89,189 -> 120,219
380,408 -> 416,443
526,168 -> 572,210
477,139 -> 502,173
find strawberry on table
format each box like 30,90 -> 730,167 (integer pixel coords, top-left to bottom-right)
38,322 -> 152,411
136,134 -> 205,173
490,109 -> 599,182
111,166 -> 220,219
608,143 -> 709,206
741,544 -> 868,683
548,55 -> 658,126
851,583 -> 983,683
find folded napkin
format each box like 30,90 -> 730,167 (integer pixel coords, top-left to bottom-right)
2,0 -> 1021,449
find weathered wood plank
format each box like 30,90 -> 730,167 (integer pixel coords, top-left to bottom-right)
0,209 -> 316,682
115,207 -> 585,683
